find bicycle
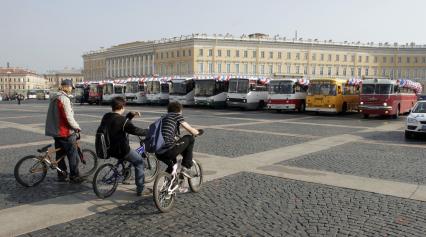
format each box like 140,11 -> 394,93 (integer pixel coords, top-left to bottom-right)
153,131 -> 204,213
14,133 -> 98,187
92,136 -> 159,198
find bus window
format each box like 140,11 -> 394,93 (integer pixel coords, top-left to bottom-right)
337,86 -> 342,95
161,83 -> 169,93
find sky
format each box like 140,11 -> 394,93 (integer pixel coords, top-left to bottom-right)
1,0 -> 425,73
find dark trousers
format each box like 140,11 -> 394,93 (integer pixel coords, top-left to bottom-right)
157,135 -> 194,173
54,135 -> 80,177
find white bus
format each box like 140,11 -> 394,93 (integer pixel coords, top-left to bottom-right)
27,90 -> 37,99
194,76 -> 229,108
102,82 -> 126,104
146,78 -> 170,105
169,78 -> 195,106
226,77 -> 269,110
125,78 -> 148,104
267,78 -> 309,112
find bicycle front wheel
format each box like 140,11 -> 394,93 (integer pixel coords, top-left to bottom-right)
14,155 -> 47,187
79,149 -> 98,177
92,163 -> 119,198
153,172 -> 175,213
188,159 -> 203,193
144,153 -> 159,183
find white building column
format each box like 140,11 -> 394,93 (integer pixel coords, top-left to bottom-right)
138,55 -> 141,76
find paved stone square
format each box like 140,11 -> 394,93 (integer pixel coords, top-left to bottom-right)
0,101 -> 425,236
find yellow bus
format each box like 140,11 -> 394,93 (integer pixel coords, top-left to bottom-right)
306,78 -> 360,113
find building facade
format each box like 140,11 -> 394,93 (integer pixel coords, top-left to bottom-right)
0,67 -> 46,96
82,33 -> 426,88
44,68 -> 84,89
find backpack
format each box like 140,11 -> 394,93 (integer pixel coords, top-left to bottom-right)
145,116 -> 167,154
95,121 -> 111,159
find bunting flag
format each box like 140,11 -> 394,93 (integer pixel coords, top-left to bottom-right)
297,78 -> 310,87
397,79 -> 423,94
347,78 -> 362,86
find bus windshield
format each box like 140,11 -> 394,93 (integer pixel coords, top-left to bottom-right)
229,79 -> 249,93
361,84 -> 392,94
412,102 -> 426,113
171,82 -> 187,95
75,88 -> 84,96
308,82 -> 337,96
114,86 -> 124,94
126,82 -> 139,93
195,80 -> 215,96
269,81 -> 294,94
146,81 -> 160,94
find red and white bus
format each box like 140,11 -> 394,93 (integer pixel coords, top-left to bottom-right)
359,78 -> 422,118
88,82 -> 103,105
267,78 -> 309,112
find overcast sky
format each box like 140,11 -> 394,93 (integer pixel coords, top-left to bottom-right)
1,0 -> 425,73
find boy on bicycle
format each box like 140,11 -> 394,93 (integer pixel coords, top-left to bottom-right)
98,97 -> 149,196
156,101 -> 202,178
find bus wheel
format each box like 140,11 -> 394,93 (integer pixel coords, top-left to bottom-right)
341,103 -> 348,114
363,113 -> 370,119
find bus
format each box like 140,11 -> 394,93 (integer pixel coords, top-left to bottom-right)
74,83 -> 89,104
88,82 -> 103,105
27,90 -> 37,99
146,78 -> 170,105
194,76 -> 230,108
306,78 -> 360,114
267,78 -> 309,112
169,78 -> 195,106
226,77 -> 269,110
102,82 -> 125,104
359,78 -> 421,118
125,78 -> 148,104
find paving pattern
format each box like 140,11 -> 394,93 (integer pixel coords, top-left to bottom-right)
24,172 -> 426,237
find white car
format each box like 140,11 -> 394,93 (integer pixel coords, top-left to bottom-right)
405,100 -> 426,139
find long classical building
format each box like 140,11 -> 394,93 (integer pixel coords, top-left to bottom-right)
83,33 -> 426,87
44,68 -> 84,89
0,67 -> 46,96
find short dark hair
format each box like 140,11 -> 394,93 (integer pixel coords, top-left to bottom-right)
111,97 -> 126,111
167,101 -> 183,113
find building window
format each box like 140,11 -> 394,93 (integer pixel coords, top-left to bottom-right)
244,63 -> 248,74
382,68 -> 386,77
343,55 -> 347,62
166,52 -> 169,58
253,64 -> 257,74
183,50 -> 186,57
296,53 -> 300,60
296,66 -> 300,74
287,52 -> 291,60
304,52 -> 308,60
218,63 -> 222,73
199,63 -> 204,73
260,65 -> 265,74
269,65 -> 273,74
236,50 -> 240,57
343,67 -> 347,76
374,67 -> 378,76
304,66 -> 308,75
253,51 -> 256,58
415,57 -> 418,63
218,50 -> 222,57
328,54 -> 332,61
327,67 -> 332,76
320,66 -> 324,75
226,63 -> 231,73
261,51 -> 265,58
336,55 -> 340,61
358,56 -> 362,63
235,63 -> 240,74
358,67 -> 362,76
227,50 -> 231,57
208,62 -> 213,73
199,49 -> 203,56
269,52 -> 273,59
278,52 -> 282,59
350,67 -> 354,76
351,55 -> 355,62
208,49 -> 213,57
336,67 -> 339,76
365,67 -> 369,76
312,53 -> 316,60
244,51 -> 248,58
188,49 -> 192,56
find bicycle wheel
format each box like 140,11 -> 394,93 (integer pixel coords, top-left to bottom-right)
92,163 -> 119,198
14,155 -> 47,187
79,149 -> 98,178
144,153 -> 159,183
188,159 -> 203,193
153,172 -> 175,213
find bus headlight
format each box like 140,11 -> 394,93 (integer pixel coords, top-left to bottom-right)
328,104 -> 332,108
383,102 -> 387,106
243,99 -> 247,103
360,101 -> 364,105
407,117 -> 418,124
226,98 -> 230,101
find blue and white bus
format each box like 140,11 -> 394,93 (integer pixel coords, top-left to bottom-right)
194,75 -> 230,108
169,77 -> 195,106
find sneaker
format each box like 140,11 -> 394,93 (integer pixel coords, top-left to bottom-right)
181,167 -> 194,179
136,188 -> 152,197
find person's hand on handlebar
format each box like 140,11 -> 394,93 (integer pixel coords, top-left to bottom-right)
195,129 -> 204,137
126,111 -> 141,120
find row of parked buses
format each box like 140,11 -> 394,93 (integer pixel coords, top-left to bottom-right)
74,76 -> 423,118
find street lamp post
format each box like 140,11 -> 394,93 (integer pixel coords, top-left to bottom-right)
6,71 -> 11,99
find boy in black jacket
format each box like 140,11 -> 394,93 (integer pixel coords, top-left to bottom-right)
98,97 -> 149,196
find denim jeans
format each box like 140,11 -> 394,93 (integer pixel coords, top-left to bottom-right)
54,134 -> 80,177
124,150 -> 145,192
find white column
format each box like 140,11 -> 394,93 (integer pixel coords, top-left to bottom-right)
138,56 -> 141,76
148,54 -> 152,75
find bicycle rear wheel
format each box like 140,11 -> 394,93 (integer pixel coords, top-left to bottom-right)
14,155 -> 47,187
188,159 -> 203,193
144,153 -> 159,183
153,172 -> 175,213
92,163 -> 119,198
79,149 -> 98,178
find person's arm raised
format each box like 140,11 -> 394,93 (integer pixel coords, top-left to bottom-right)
180,121 -> 199,136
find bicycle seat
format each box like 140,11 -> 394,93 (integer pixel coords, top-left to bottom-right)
37,144 -> 52,153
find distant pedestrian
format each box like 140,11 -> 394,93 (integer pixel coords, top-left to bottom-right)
17,94 -> 23,105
